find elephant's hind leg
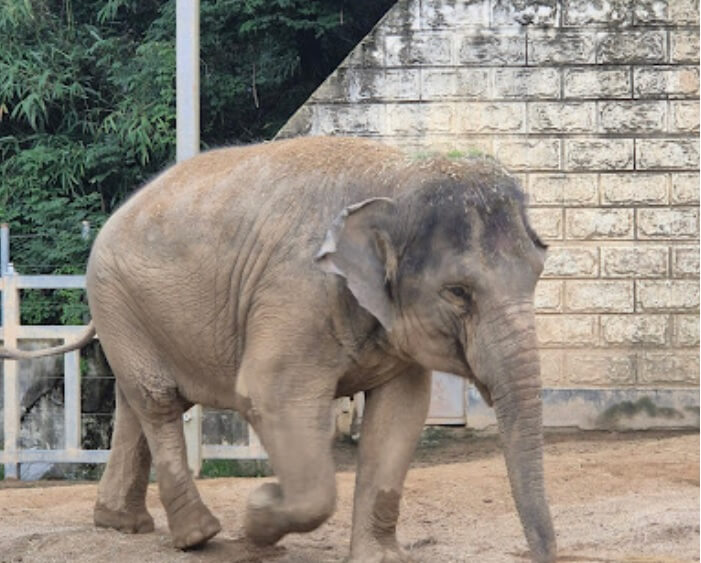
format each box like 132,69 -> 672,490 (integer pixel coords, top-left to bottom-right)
97,328 -> 220,549
94,383 -> 154,534
128,390 -> 221,549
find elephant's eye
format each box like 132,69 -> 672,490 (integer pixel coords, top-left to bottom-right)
442,285 -> 474,310
449,286 -> 469,299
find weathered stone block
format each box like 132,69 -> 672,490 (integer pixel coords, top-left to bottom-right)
493,68 -> 560,99
565,139 -> 634,171
671,173 -> 700,204
564,0 -> 632,25
313,69 -> 421,103
385,33 -> 453,66
674,315 -> 700,346
380,0 -> 422,32
528,207 -> 564,240
421,68 -> 489,99
566,281 -> 634,312
459,102 -> 525,132
418,135 -> 494,157
277,106 -> 313,139
563,351 -> 636,385
493,0 -> 559,26
599,101 -> 666,134
639,352 -> 700,385
386,103 -> 453,135
634,0 -> 700,25
672,246 -> 700,278
536,314 -> 598,347
535,280 -> 563,312
564,67 -> 631,98
528,31 -> 597,65
670,30 -> 700,63
528,174 -> 598,206
458,31 -> 526,65
539,349 -> 564,387
601,315 -> 669,346
566,208 -> 634,239
312,104 -> 384,136
596,31 -> 667,64
634,66 -> 700,98
637,208 -> 699,239
543,246 -> 599,278
494,138 -> 561,171
636,280 -> 700,312
601,246 -> 669,278
600,173 -> 669,205
421,0 -> 490,28
383,69 -> 422,100
345,35 -> 385,68
528,102 -> 596,133
670,101 -> 700,133
636,139 -> 700,170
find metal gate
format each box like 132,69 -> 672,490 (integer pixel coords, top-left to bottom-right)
0,224 -> 265,479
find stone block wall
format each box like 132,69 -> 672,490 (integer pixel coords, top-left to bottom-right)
279,0 -> 700,392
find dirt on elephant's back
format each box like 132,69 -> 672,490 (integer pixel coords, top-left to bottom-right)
0,431 -> 698,562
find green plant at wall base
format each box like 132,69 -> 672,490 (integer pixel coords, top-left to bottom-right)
200,458 -> 272,478
1,0 -> 395,325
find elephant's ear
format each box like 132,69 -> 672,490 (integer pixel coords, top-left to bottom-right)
315,197 -> 398,331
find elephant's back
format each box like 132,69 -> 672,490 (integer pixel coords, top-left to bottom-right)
104,137 -> 407,248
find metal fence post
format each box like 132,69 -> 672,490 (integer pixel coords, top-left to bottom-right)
177,0 -> 202,477
1,224 -> 9,276
2,253 -> 20,479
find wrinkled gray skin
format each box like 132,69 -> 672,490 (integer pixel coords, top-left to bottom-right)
2,137 -> 555,561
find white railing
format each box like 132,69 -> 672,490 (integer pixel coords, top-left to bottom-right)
0,224 -> 265,479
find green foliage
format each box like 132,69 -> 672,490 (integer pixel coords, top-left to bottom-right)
200,458 -> 272,478
1,0 -> 394,324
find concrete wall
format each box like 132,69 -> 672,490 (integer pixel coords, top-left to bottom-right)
279,0 -> 699,402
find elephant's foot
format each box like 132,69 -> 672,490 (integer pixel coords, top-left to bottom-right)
244,481 -> 334,546
244,482 -> 286,546
347,545 -> 416,563
168,502 -> 221,550
94,501 -> 155,534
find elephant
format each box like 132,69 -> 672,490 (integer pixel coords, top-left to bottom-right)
1,136 -> 556,562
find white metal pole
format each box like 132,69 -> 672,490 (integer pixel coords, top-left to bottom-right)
176,0 -> 200,163
176,0 -> 202,477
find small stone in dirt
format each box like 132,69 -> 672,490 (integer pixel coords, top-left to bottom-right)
483,498 -> 493,503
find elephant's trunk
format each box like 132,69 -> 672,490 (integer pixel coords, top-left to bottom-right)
481,306 -> 556,562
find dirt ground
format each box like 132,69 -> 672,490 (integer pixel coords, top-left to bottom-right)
0,430 -> 698,562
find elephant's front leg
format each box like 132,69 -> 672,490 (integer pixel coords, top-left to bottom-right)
241,353 -> 339,546
349,367 -> 431,563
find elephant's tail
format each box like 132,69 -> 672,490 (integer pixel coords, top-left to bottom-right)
0,321 -> 97,360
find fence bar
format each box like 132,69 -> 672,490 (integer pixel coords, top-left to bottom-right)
0,449 -> 110,464
64,350 -> 81,450
2,272 -> 20,478
15,275 -> 86,289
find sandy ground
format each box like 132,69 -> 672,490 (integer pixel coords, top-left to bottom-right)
0,430 -> 698,563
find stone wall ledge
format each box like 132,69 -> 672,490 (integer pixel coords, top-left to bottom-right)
468,387 -> 700,430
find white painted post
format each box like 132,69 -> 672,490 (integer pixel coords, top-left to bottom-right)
1,224 -> 9,276
176,0 -> 202,477
2,266 -> 20,479
176,0 -> 200,164
64,350 -> 81,452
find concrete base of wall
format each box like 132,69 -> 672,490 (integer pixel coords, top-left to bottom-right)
467,387 -> 700,431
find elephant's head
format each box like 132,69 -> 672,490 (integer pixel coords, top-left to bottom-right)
316,157 -> 556,562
